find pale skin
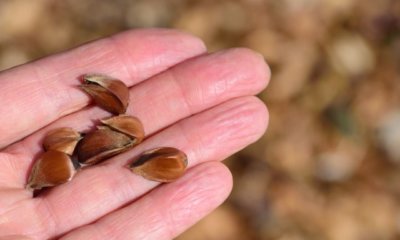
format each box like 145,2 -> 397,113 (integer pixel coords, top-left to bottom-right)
0,29 -> 270,240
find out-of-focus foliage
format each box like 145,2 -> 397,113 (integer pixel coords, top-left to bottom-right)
1,0 -> 400,239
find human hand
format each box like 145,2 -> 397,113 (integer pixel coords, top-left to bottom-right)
0,29 -> 269,240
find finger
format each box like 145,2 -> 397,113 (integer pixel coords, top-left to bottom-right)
0,28 -> 206,148
0,96 -> 268,239
4,48 -> 270,185
60,162 -> 232,240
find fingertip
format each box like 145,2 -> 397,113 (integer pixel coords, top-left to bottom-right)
114,28 -> 206,49
111,28 -> 207,61
244,96 -> 269,143
170,28 -> 208,54
209,162 -> 234,201
189,96 -> 268,158
159,161 -> 233,238
224,47 -> 271,92
185,161 -> 233,202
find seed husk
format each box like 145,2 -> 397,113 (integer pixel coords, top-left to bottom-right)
101,115 -> 145,143
26,150 -> 76,190
129,147 -> 188,182
81,74 -> 129,114
76,128 -> 134,165
43,127 -> 82,155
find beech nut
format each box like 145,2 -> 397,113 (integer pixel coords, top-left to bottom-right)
76,127 -> 134,165
26,150 -> 76,190
76,115 -> 145,165
100,115 -> 145,142
81,74 -> 129,114
129,147 -> 188,182
43,127 -> 82,155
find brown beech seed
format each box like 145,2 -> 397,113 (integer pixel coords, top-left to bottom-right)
43,127 -> 82,155
101,115 -> 145,143
26,150 -> 76,190
129,147 -> 188,182
76,127 -> 134,165
81,74 -> 129,114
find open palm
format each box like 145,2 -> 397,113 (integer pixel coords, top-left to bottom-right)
0,29 -> 269,240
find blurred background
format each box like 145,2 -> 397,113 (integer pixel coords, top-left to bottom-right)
1,0 -> 400,239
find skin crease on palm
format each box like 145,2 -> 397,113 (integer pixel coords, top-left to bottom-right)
0,29 -> 270,240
